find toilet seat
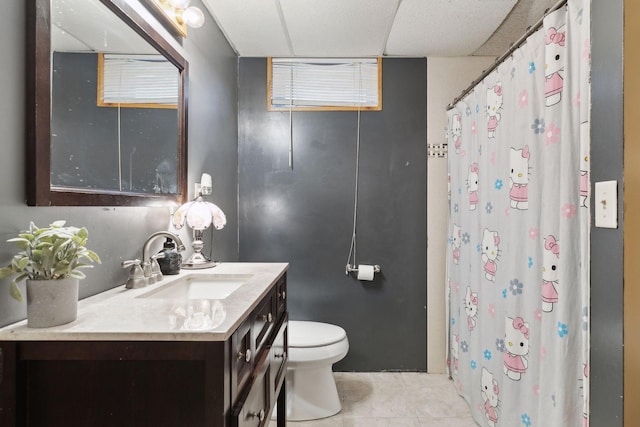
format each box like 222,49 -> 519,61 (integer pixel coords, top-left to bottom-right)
289,321 -> 347,348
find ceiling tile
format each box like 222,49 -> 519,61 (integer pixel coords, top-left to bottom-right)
279,0 -> 401,57
385,0 -> 517,56
202,0 -> 293,56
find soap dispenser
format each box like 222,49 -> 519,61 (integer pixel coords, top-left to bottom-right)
157,237 -> 182,275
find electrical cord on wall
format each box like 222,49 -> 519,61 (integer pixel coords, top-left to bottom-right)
345,99 -> 362,274
345,63 -> 365,274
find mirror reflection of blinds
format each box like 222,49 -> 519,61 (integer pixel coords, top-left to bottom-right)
101,54 -> 178,107
270,58 -> 381,110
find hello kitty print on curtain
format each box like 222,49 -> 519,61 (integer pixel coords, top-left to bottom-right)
446,1 -> 591,426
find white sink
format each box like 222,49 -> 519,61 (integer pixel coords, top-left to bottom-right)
138,274 -> 253,300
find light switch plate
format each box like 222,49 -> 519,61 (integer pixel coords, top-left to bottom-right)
595,180 -> 618,228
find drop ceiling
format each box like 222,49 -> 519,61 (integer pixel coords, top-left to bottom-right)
202,0 -> 561,58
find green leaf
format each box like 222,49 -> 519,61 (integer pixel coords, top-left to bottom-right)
9,281 -> 23,302
86,250 -> 102,264
69,270 -> 86,279
0,266 -> 16,278
16,257 -> 30,270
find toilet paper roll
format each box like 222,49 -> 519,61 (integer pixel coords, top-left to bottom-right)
357,264 -> 375,281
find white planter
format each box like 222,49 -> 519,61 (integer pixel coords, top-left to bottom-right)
26,278 -> 79,328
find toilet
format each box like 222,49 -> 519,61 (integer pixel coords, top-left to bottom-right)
284,320 -> 349,421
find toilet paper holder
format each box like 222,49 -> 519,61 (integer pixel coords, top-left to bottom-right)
345,264 -> 381,276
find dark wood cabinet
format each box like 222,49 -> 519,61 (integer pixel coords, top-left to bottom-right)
0,274 -> 288,427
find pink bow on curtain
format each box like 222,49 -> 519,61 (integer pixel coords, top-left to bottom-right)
521,145 -> 531,159
545,235 -> 560,257
493,84 -> 503,96
512,317 -> 530,339
546,27 -> 566,46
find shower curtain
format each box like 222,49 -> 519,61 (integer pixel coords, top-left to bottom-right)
446,1 -> 590,426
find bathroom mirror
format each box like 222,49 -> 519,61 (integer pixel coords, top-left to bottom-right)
26,0 -> 188,206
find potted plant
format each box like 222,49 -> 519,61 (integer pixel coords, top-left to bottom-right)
0,221 -> 101,328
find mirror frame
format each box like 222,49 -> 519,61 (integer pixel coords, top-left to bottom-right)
26,0 -> 188,206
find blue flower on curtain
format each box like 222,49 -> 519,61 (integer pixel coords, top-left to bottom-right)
462,232 -> 470,244
496,338 -> 505,352
528,62 -> 536,74
510,279 -> 524,295
470,360 -> 477,369
521,413 -> 532,427
484,349 -> 492,360
466,106 -> 472,117
485,202 -> 493,213
528,257 -> 534,268
451,317 -> 456,326
532,118 -> 545,134
502,289 -> 508,298
461,341 -> 469,352
476,243 -> 482,253
511,67 -> 516,79
495,179 -> 504,190
454,203 -> 459,213
557,322 -> 569,338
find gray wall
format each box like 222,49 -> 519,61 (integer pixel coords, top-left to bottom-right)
0,0 -> 239,327
238,58 -> 427,372
590,0 -> 624,425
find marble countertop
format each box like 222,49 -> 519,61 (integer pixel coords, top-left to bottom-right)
0,262 -> 288,342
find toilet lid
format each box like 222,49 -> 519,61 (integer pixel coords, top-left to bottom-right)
288,321 -> 347,348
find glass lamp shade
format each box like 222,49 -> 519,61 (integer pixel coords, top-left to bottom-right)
182,6 -> 205,28
172,197 -> 226,231
172,197 -> 226,269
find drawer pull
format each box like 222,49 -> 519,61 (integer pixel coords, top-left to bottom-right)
279,290 -> 286,300
248,409 -> 265,422
237,349 -> 252,363
261,312 -> 273,323
274,351 -> 286,359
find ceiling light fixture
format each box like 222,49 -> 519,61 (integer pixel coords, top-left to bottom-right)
148,0 -> 205,38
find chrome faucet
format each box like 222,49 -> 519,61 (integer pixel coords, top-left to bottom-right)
123,231 -> 186,289
141,231 -> 186,284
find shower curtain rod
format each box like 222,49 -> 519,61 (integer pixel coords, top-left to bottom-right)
446,0 -> 568,111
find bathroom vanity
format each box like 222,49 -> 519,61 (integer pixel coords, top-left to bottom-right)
0,263 -> 288,427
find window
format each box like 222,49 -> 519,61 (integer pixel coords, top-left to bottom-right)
97,53 -> 178,109
268,57 -> 382,111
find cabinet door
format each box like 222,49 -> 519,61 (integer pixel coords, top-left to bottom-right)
269,316 -> 288,399
275,274 -> 287,318
232,317 -> 254,402
233,352 -> 270,427
253,290 -> 275,353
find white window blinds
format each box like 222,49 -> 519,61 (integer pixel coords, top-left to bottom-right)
100,54 -> 178,107
269,58 -> 381,110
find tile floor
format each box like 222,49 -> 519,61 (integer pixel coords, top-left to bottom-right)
270,372 -> 478,427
